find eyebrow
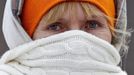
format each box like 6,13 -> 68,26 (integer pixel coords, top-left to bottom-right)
86,15 -> 107,22
56,18 -> 87,25
54,15 -> 107,24
87,15 -> 106,19
56,18 -> 69,24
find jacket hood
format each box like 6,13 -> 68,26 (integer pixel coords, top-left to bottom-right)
2,0 -> 127,49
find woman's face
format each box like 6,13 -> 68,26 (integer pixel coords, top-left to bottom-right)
32,3 -> 112,43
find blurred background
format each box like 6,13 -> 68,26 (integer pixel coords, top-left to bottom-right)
0,0 -> 134,75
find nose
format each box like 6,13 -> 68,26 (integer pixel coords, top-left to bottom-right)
68,24 -> 82,30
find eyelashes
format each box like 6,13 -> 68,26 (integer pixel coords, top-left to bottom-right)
47,22 -> 62,31
46,20 -> 104,32
85,20 -> 102,30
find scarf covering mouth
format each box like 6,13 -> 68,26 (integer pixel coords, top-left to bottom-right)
0,30 -> 127,75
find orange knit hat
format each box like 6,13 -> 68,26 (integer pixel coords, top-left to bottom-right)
20,0 -> 115,37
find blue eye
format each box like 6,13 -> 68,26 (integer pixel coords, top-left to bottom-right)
85,20 -> 100,29
47,22 -> 62,31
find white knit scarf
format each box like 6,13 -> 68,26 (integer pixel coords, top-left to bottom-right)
0,30 -> 127,75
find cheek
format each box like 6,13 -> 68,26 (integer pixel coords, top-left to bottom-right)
32,31 -> 52,40
33,29 -> 112,43
33,30 -> 62,40
32,31 -> 45,40
89,29 -> 112,43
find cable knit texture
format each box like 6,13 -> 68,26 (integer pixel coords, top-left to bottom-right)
0,30 -> 127,75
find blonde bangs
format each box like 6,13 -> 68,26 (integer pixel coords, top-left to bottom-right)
41,2 -> 109,25
40,2 -> 116,37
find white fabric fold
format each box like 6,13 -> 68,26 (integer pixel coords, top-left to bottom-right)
0,30 -> 127,75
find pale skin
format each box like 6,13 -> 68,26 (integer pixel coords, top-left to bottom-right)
32,3 -> 112,43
